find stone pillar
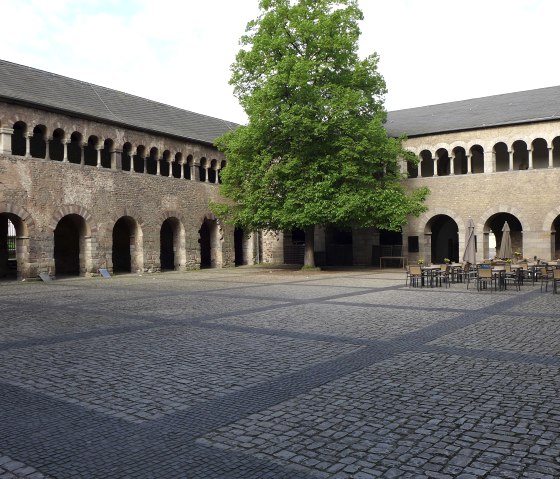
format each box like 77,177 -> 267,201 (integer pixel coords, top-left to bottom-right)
156,158 -> 161,176
484,150 -> 495,173
180,160 -> 185,179
25,134 -> 32,157
528,148 -> 533,170
449,155 -> 455,175
214,168 -> 220,184
112,149 -> 122,170
62,138 -> 69,162
467,154 -> 472,174
80,142 -> 86,165
508,150 -> 513,171
194,161 -> 200,181
0,127 -> 13,154
96,146 -> 102,168
205,166 -> 210,182
44,137 -> 51,161
168,160 -> 173,178
548,147 -> 553,168
143,155 -> 147,173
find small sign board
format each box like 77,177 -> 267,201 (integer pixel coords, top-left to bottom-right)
38,272 -> 52,283
99,268 -> 111,279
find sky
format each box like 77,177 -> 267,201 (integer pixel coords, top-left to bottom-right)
2,0 -> 559,125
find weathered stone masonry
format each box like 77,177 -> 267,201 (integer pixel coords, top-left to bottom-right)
0,100 -> 253,279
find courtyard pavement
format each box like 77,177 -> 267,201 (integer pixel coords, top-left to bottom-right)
0,267 -> 559,479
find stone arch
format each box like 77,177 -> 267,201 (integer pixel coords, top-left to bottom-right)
112,215 -> 143,274
0,203 -> 34,280
512,139 -> 528,170
435,148 -> 450,176
198,214 -> 223,268
185,154 -> 194,180
531,137 -> 548,169
50,206 -> 96,277
452,146 -> 467,175
30,124 -> 47,159
146,146 -> 158,175
470,144 -> 484,173
160,213 -> 186,272
68,131 -> 83,164
419,150 -> 434,177
11,121 -> 27,156
493,141 -> 509,172
417,208 -> 463,265
199,157 -> 208,181
50,128 -> 65,161
478,206 -> 528,234
423,212 -> 460,264
160,150 -> 171,177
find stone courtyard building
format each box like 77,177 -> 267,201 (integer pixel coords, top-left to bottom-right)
1,58 -> 560,278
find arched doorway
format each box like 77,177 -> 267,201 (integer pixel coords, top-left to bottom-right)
54,214 -> 88,276
198,218 -> 218,269
160,218 -> 181,271
0,214 -> 27,279
426,215 -> 459,264
484,213 -> 523,259
112,217 -> 141,274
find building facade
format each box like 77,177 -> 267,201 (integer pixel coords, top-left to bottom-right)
2,59 -> 560,279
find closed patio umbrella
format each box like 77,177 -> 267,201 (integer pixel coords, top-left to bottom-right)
498,221 -> 512,259
462,217 -> 476,264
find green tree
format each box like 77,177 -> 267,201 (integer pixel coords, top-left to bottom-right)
213,0 -> 429,267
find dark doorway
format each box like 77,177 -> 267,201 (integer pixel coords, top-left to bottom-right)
199,220 -> 212,268
113,217 -> 133,273
54,215 -> 82,276
326,227 -> 353,266
429,215 -> 459,263
160,219 -> 175,271
0,215 -> 19,279
234,227 -> 245,266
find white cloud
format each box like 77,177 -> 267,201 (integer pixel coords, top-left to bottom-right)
1,0 -> 560,124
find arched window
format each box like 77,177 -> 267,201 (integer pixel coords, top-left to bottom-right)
419,150 -> 433,177
436,148 -> 450,176
470,145 -> 484,173
50,129 -> 65,161
30,125 -> 47,158
452,147 -> 467,175
199,157 -> 207,181
172,152 -> 183,179
532,138 -> 548,169
84,136 -> 98,167
68,132 -> 83,164
101,138 -> 113,169
11,121 -> 27,156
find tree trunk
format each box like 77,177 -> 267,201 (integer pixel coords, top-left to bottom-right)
304,225 -> 315,267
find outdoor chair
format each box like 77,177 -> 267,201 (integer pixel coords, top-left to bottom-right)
553,269 -> 560,294
475,266 -> 496,292
435,264 -> 451,288
539,266 -> 553,292
406,265 -> 422,287
504,266 -> 521,292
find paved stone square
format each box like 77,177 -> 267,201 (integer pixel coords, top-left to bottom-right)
0,268 -> 559,478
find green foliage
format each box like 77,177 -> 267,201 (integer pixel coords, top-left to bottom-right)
213,0 -> 428,233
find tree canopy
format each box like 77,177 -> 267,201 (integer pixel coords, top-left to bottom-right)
213,0 -> 429,266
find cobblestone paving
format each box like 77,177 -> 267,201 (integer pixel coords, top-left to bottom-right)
1,268 -> 559,478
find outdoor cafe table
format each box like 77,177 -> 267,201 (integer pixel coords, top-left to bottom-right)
421,265 -> 441,287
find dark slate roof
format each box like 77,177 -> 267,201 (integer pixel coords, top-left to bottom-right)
0,59 -> 238,145
385,85 -> 560,138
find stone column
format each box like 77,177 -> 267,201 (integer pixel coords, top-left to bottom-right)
528,148 -> 533,170
548,147 -> 553,168
214,168 -> 220,184
449,155 -> 455,175
62,138 -> 69,162
467,154 -> 472,174
0,127 -> 13,154
44,136 -> 51,161
156,157 -> 161,176
112,149 -> 121,170
508,150 -> 513,171
80,142 -> 86,165
180,160 -> 185,179
484,150 -> 495,173
205,166 -> 210,182
143,155 -> 147,173
168,160 -> 173,178
25,134 -> 32,157
96,145 -> 102,168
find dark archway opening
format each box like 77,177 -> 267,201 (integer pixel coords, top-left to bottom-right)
326,227 -> 353,266
84,137 -> 98,166
160,220 -> 175,271
30,125 -> 46,158
485,213 -> 523,259
11,122 -> 26,156
199,220 -> 212,268
50,129 -> 64,161
54,215 -> 82,276
68,132 -> 82,164
113,217 -> 133,273
0,215 -> 20,279
234,227 -> 245,266
429,215 -> 459,264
